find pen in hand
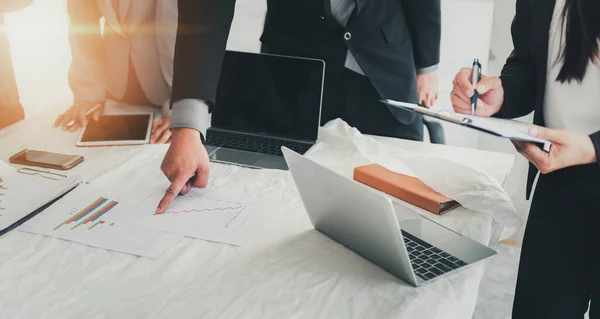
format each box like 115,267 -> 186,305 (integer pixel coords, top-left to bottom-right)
66,103 -> 103,127
471,58 -> 482,116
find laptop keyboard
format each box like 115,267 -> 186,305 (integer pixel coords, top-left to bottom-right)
402,231 -> 468,281
206,129 -> 313,156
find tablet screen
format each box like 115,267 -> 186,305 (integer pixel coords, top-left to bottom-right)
80,114 -> 151,142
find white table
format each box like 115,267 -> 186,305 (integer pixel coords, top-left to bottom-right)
0,107 -> 516,319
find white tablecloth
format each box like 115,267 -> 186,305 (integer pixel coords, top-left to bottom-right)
0,107 -> 517,319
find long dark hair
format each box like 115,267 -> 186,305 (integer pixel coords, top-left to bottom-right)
557,0 -> 600,83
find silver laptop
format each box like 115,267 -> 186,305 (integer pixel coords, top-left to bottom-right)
282,147 -> 496,286
204,51 -> 325,170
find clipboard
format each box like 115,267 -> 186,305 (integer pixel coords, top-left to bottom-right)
0,182 -> 79,237
0,163 -> 82,236
382,100 -> 552,152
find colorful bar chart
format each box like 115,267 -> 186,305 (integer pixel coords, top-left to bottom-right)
54,197 -> 119,231
88,220 -> 105,230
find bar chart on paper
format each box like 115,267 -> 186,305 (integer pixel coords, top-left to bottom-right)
18,184 -> 183,258
130,188 -> 260,246
53,197 -> 119,231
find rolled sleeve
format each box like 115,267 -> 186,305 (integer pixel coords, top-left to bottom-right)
170,99 -> 210,138
417,64 -> 438,74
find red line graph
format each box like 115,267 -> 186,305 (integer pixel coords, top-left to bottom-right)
157,206 -> 243,216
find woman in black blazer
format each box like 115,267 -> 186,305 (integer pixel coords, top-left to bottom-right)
451,0 -> 600,318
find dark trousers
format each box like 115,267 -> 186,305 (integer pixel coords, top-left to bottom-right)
513,164 -> 600,318
322,69 -> 423,141
0,13 -> 24,130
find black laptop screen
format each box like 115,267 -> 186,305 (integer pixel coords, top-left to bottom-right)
212,51 -> 324,142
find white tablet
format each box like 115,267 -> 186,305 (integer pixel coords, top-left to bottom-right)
76,112 -> 154,147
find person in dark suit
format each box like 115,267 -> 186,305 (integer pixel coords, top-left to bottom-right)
155,0 -> 442,214
259,0 -> 441,141
0,0 -> 31,129
451,0 -> 600,317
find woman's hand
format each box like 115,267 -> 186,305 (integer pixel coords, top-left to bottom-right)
150,118 -> 172,144
451,68 -> 504,117
513,127 -> 598,174
54,101 -> 103,132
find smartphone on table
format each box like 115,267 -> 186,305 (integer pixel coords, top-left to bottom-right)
9,149 -> 84,170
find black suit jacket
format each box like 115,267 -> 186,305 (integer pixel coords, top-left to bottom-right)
494,0 -> 600,199
172,0 -> 441,126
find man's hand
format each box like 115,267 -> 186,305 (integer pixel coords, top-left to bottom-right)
451,68 -> 504,117
512,127 -> 597,174
54,101 -> 103,132
417,71 -> 439,107
150,118 -> 172,144
156,128 -> 210,214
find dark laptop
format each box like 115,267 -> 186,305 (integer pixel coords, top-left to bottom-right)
205,50 -> 325,170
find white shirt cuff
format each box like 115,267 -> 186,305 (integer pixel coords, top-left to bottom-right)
417,64 -> 439,74
170,99 -> 209,138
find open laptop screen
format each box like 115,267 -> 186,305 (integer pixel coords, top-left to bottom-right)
212,51 -> 324,142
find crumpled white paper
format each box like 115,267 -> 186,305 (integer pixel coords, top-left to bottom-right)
313,119 -> 522,239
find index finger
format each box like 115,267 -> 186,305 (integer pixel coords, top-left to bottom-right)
155,175 -> 188,214
152,120 -> 160,132
77,107 -> 88,128
54,114 -> 64,127
92,107 -> 103,122
456,68 -> 474,97
62,114 -> 75,131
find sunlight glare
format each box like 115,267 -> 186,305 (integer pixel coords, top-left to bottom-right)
3,0 -> 72,118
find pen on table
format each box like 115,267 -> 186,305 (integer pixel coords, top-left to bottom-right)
67,103 -> 103,127
471,58 -> 482,116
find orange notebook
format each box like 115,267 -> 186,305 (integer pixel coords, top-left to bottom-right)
353,164 -> 460,215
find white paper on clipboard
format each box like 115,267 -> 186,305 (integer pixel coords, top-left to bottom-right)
382,100 -> 552,152
0,162 -> 81,235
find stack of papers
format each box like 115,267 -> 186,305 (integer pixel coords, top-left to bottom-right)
18,183 -> 183,258
15,169 -> 262,257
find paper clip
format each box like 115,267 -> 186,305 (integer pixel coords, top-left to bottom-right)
16,168 -> 67,181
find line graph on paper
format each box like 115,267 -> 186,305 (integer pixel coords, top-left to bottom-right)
160,206 -> 243,215
153,192 -> 250,230
130,188 -> 260,244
